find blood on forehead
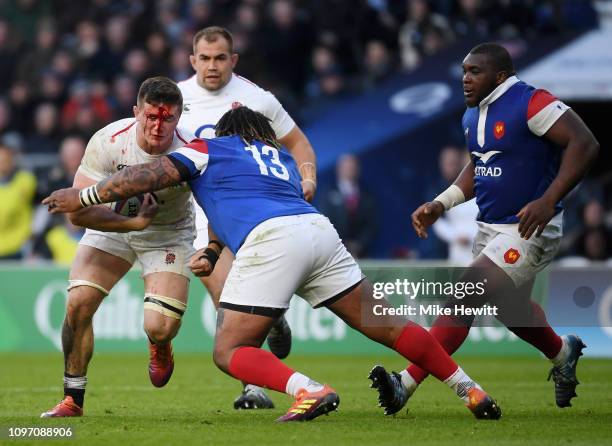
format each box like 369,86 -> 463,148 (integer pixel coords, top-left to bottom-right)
144,105 -> 173,131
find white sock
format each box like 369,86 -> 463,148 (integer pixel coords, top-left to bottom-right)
244,384 -> 264,392
444,367 -> 481,403
399,370 -> 418,396
551,336 -> 570,367
63,375 -> 87,390
285,372 -> 323,397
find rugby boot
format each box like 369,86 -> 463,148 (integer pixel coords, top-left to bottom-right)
266,315 -> 292,359
276,385 -> 339,422
548,335 -> 586,408
234,384 -> 275,409
465,387 -> 502,420
40,396 -> 83,418
149,341 -> 174,387
368,365 -> 410,415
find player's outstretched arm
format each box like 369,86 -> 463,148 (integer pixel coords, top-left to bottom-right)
279,126 -> 317,202
517,110 -> 600,239
412,161 -> 475,239
43,156 -> 183,213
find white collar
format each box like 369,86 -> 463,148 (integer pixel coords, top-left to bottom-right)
479,75 -> 519,107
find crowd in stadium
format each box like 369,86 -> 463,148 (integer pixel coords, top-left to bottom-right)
0,0 -> 608,263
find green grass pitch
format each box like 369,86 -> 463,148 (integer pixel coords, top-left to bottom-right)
1,354 -> 611,445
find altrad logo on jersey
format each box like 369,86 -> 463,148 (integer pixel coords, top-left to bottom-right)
472,151 -> 502,177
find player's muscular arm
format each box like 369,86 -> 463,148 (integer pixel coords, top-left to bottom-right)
540,110 -> 599,206
67,172 -> 158,232
412,161 -> 475,239
96,157 -> 182,202
279,126 -> 317,202
43,157 -> 183,213
518,110 -> 600,239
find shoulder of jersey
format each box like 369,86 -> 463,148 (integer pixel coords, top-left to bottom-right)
232,73 -> 273,97
174,125 -> 196,146
96,118 -> 136,144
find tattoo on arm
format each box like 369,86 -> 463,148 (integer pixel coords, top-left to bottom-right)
96,156 -> 182,202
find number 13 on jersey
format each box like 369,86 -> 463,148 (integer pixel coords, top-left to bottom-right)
244,144 -> 290,180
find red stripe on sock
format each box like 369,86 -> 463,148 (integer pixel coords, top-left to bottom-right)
509,301 -> 562,359
228,346 -> 295,393
393,321 -> 459,382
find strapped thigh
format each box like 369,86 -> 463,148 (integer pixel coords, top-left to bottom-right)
144,294 -> 187,320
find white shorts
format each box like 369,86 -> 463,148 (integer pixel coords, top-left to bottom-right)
220,213 -> 363,311
474,212 -> 562,287
80,226 -> 196,278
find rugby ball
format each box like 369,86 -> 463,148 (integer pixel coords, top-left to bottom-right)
110,195 -> 145,217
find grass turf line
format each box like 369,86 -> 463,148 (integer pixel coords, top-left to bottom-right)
1,354 -> 611,446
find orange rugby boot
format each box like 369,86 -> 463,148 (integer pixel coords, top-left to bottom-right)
276,385 -> 339,422
40,396 -> 83,418
466,387 -> 502,420
148,341 -> 175,387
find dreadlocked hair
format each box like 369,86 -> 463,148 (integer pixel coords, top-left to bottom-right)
215,106 -> 281,149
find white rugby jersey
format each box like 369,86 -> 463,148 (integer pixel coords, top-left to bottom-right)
178,73 -> 295,140
178,73 -> 296,239
78,118 -> 195,229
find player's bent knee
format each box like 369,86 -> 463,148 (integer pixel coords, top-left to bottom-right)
143,294 -> 186,342
65,279 -> 109,322
143,294 -> 186,320
212,345 -> 232,372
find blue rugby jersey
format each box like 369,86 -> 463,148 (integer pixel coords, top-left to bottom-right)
462,76 -> 570,224
168,135 -> 318,253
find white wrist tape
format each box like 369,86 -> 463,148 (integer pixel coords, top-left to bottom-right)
433,184 -> 465,211
79,185 -> 102,208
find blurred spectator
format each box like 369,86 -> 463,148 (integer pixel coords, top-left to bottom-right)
0,19 -> 19,94
39,135 -> 85,198
123,48 -> 152,85
110,75 -> 137,119
31,135 -> 85,258
450,0 -> 489,38
32,213 -> 85,265
420,145 -> 470,259
573,200 -> 612,261
306,45 -> 348,100
61,80 -> 112,137
431,147 -> 478,265
25,102 -> 61,154
0,143 -> 36,260
321,154 -> 377,258
262,0 -> 314,95
0,97 -> 12,137
15,20 -> 58,89
146,31 -> 171,77
156,0 -> 186,44
361,40 -> 396,89
38,70 -> 67,106
73,20 -> 105,79
169,46 -> 193,83
8,80 -> 35,135
398,0 -> 454,71
0,0 -> 51,47
97,15 -> 132,82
